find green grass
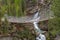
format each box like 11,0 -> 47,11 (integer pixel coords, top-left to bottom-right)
0,0 -> 26,17
0,0 -> 37,17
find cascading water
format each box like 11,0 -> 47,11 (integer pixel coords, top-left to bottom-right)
33,12 -> 46,40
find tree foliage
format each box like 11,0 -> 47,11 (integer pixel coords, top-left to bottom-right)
48,0 -> 60,38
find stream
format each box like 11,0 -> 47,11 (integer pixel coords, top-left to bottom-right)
33,12 -> 46,40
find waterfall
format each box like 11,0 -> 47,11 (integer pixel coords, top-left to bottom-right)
33,12 -> 46,40
33,22 -> 42,33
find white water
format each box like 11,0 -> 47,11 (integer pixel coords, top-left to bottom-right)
33,12 -> 46,40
